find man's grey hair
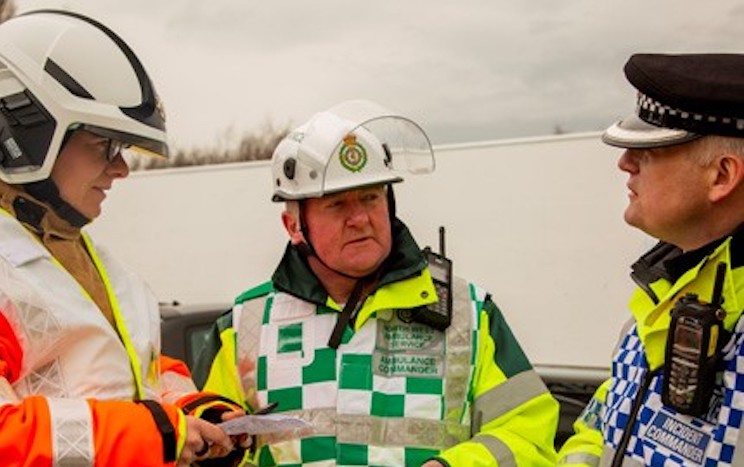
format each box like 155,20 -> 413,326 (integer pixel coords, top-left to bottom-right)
284,200 -> 300,219
695,135 -> 744,165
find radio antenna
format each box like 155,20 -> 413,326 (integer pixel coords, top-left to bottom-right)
712,262 -> 726,306
438,226 -> 446,257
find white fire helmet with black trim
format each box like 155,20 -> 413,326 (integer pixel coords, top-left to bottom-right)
271,99 -> 434,202
0,10 -> 168,184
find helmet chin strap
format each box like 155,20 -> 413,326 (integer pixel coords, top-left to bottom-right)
20,129 -> 90,229
24,179 -> 90,228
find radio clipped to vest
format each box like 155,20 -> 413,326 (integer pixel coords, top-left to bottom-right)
410,227 -> 452,332
662,262 -> 728,416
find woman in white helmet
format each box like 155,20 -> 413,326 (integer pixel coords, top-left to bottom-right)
0,10 -> 246,466
194,100 -> 560,466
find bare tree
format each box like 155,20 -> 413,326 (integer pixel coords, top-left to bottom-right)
130,122 -> 290,171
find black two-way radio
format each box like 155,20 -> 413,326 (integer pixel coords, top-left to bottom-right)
415,226 -> 453,331
662,262 -> 728,416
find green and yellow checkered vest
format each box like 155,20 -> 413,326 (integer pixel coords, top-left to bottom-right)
232,277 -> 477,466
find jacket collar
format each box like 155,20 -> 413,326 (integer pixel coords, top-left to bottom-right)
0,180 -> 81,240
631,224 -> 744,289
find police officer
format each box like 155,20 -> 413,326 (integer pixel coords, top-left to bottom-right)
194,99 -> 560,466
559,54 -> 744,466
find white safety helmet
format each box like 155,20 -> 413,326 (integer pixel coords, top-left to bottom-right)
0,10 -> 168,184
271,100 -> 434,202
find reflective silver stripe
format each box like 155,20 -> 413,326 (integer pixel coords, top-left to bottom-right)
159,371 -> 197,404
237,298 -> 266,402
262,407 -> 470,448
471,369 -> 548,432
444,277 -> 472,425
337,413 -> 469,448
558,452 -> 600,466
48,397 -> 94,466
471,434 -> 516,467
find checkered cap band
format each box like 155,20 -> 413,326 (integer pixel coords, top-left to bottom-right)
603,92 -> 744,149
638,93 -> 744,136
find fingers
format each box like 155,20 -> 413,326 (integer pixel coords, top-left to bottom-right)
200,439 -> 234,459
193,439 -> 232,460
218,409 -> 253,449
194,439 -> 210,458
232,433 -> 253,449
178,416 -> 234,465
220,409 -> 246,422
198,416 -> 234,452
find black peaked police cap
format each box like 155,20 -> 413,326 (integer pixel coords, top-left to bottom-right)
603,53 -> 744,149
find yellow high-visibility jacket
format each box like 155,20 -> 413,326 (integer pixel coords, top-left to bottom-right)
195,219 -> 559,466
559,230 -> 744,466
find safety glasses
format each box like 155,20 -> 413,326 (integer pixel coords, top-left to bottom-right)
102,138 -> 131,162
68,123 -> 133,162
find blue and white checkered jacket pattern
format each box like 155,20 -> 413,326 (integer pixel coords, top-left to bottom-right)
602,318 -> 744,465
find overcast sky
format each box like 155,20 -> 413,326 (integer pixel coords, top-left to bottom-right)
14,0 -> 744,149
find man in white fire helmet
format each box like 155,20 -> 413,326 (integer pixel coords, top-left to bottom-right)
195,99 -> 560,466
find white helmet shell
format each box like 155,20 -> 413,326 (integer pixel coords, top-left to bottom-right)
271,100 -> 434,201
0,10 -> 168,184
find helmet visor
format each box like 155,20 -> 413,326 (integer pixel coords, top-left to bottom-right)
352,116 -> 435,175
328,100 -> 434,175
71,123 -> 168,159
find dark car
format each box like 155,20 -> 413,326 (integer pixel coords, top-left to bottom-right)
160,301 -> 232,370
160,302 -> 599,449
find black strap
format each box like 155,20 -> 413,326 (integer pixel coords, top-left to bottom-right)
137,400 -> 176,463
328,279 -> 366,349
13,197 -> 45,233
24,179 -> 89,228
181,394 -> 239,414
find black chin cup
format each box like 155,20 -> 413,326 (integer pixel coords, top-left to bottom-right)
23,179 -> 89,228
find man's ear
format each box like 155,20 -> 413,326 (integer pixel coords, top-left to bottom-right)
281,210 -> 304,245
709,153 -> 744,202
